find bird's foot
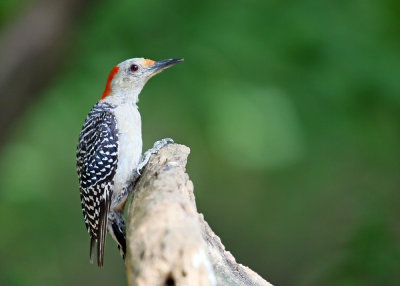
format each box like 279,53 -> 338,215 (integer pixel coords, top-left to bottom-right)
136,138 -> 174,175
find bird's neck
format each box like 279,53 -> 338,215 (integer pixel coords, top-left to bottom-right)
102,87 -> 142,106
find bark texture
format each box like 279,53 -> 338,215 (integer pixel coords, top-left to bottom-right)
126,144 -> 273,286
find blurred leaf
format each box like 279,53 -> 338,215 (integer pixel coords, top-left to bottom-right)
206,84 -> 304,169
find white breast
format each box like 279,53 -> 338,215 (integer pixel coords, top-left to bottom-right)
112,102 -> 142,194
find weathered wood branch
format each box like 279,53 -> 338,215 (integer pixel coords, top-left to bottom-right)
126,144 -> 273,286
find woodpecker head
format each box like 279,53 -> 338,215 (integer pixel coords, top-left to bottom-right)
100,57 -> 183,102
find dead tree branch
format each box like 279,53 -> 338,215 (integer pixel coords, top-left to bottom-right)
126,144 -> 273,286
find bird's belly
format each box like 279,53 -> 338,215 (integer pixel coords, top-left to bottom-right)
112,103 -> 142,196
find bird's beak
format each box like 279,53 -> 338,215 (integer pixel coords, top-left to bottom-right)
148,58 -> 184,75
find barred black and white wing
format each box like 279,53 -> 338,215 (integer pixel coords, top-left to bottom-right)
76,105 -> 118,267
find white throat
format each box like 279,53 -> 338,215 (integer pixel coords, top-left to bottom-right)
103,87 -> 142,106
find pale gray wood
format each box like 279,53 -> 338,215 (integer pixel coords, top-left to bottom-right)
126,144 -> 272,286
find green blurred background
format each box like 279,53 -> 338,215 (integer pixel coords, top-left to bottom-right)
0,0 -> 399,285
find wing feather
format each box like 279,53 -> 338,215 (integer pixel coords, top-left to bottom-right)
77,105 -> 118,267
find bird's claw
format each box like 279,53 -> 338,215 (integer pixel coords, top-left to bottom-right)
136,138 -> 174,176
152,138 -> 174,149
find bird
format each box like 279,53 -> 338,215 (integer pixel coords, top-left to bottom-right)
76,57 -> 183,267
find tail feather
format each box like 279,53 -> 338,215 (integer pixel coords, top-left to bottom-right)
89,237 -> 96,264
111,220 -> 127,259
96,198 -> 110,267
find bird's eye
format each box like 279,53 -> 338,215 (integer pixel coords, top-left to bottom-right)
130,64 -> 139,72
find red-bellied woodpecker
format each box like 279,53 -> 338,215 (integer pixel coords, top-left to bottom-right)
76,58 -> 183,267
